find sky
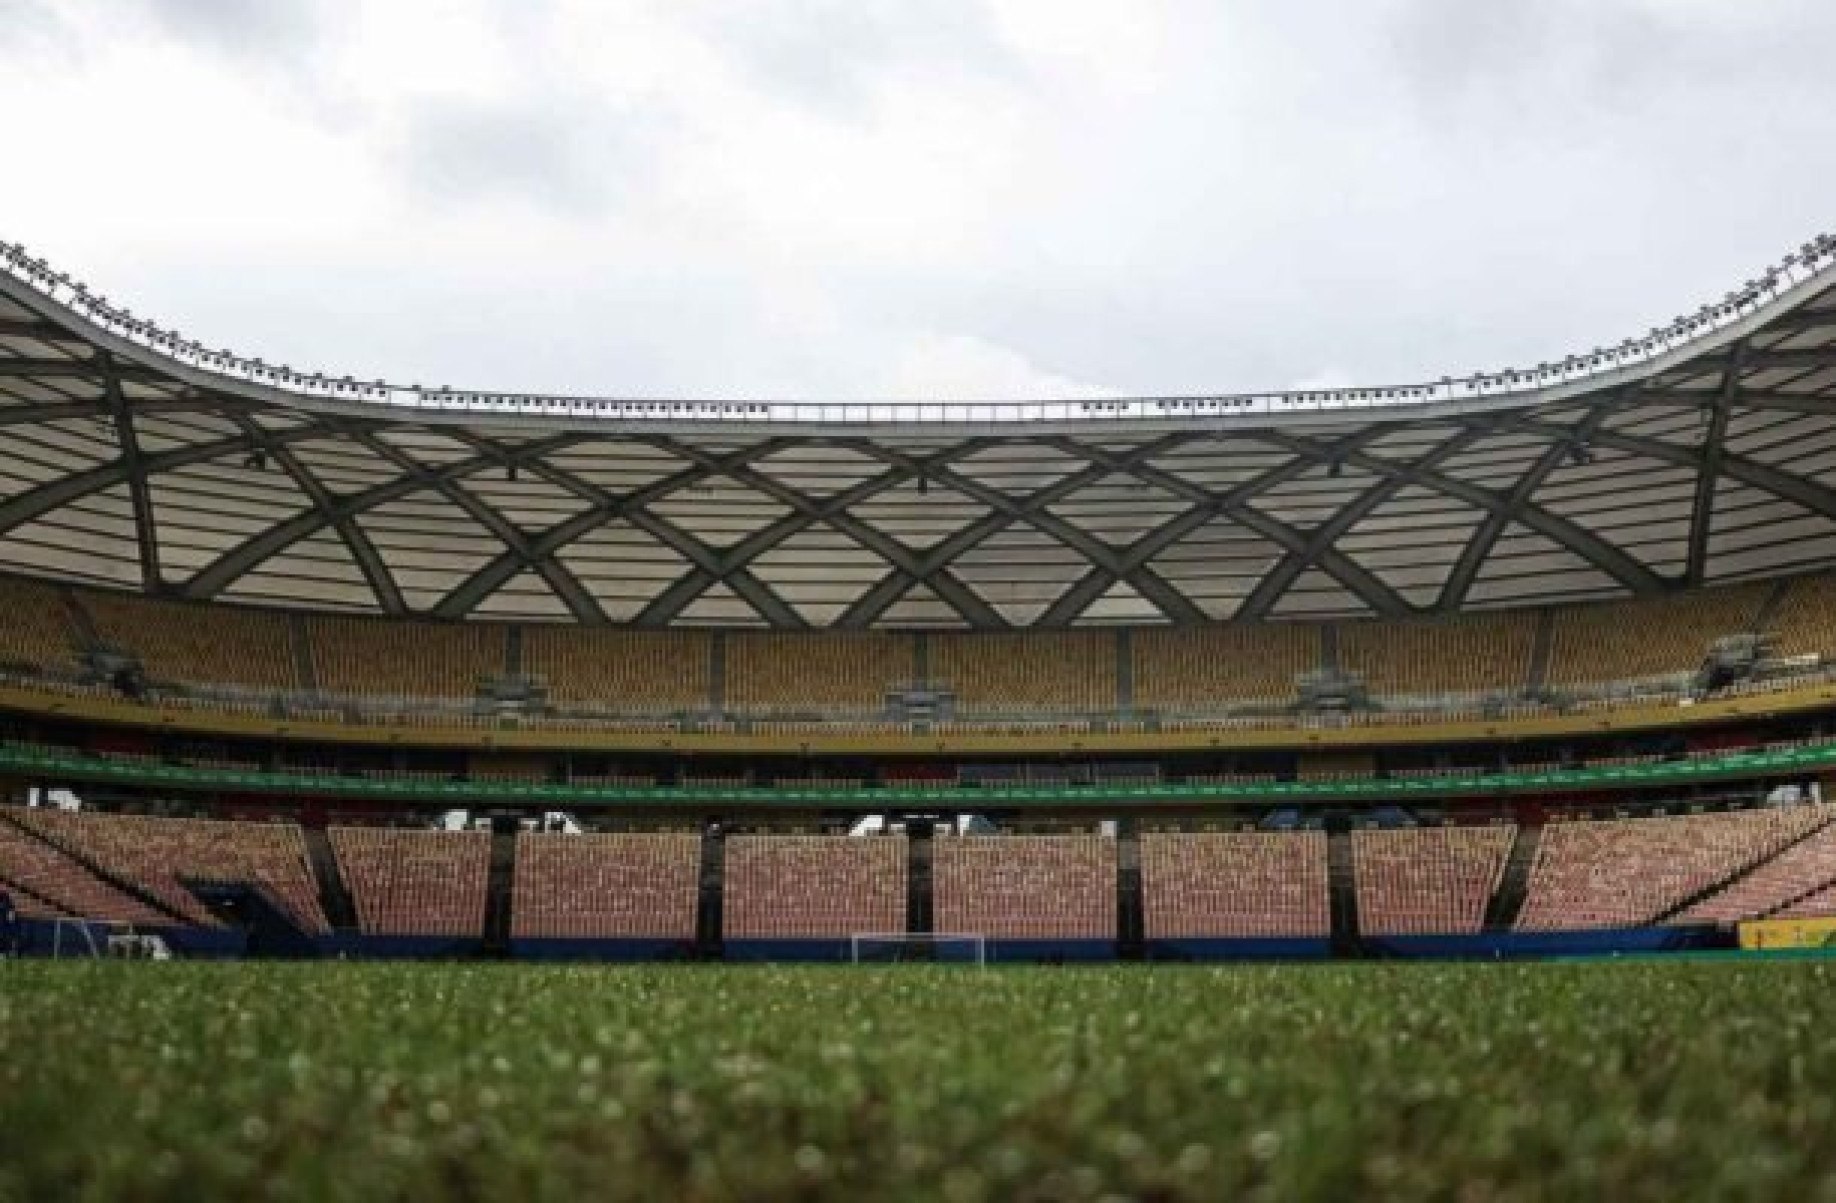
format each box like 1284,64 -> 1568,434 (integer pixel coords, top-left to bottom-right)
2,0 -> 1832,402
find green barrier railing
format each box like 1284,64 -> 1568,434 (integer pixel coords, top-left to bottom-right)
3,739 -> 1835,808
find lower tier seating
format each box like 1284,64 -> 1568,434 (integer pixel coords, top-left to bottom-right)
1353,825 -> 1515,935
723,835 -> 907,939
1515,805 -> 1831,931
511,832 -> 701,940
1672,817 -> 1836,924
1140,832 -> 1329,938
932,835 -> 1117,940
9,808 -> 328,933
329,827 -> 491,937
0,810 -> 168,925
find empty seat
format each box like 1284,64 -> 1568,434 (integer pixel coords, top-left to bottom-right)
330,827 -> 490,937
724,835 -> 907,938
511,832 -> 701,940
1140,831 -> 1329,938
932,835 -> 1116,940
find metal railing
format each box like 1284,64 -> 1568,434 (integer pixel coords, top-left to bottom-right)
4,232 -> 1833,425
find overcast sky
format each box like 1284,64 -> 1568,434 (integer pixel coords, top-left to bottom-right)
3,0 -> 1832,401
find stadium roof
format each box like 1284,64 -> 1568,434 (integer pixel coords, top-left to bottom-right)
1,234 -> 1835,629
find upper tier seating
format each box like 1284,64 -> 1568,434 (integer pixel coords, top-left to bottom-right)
1515,805 -> 1830,931
11,808 -> 328,932
0,809 -> 169,925
723,835 -> 907,938
932,834 -> 1117,939
511,832 -> 701,940
1671,818 -> 1836,924
726,632 -> 911,712
0,577 -> 78,672
1340,613 -> 1535,698
1139,831 -> 1329,938
1545,585 -> 1767,687
308,616 -> 504,699
1131,624 -> 1318,707
1353,825 -> 1515,935
1768,572 -> 1836,660
84,592 -> 299,690
523,627 -> 709,709
930,631 -> 1117,712
329,827 -> 490,937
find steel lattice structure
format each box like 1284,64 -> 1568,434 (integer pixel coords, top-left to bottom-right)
0,235 -> 1834,629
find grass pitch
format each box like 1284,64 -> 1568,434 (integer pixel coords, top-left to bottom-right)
2,960 -> 1834,1200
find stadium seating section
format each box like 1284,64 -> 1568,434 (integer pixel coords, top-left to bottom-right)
723,834 -> 907,938
932,834 -> 1117,939
1515,805 -> 1832,931
85,592 -> 300,690
523,627 -> 709,709
0,812 -> 169,925
931,631 -> 1116,712
308,615 -> 503,699
726,632 -> 911,712
329,827 -> 490,937
1544,584 -> 1767,687
1672,819 -> 1836,925
1353,825 -> 1515,935
9,808 -> 327,932
1139,831 -> 1329,938
1339,613 -> 1535,697
1130,623 -> 1319,707
0,576 -> 77,673
510,832 -> 701,940
10,805 -> 1836,944
0,573 -> 1831,721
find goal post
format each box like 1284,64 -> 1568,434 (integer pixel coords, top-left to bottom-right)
47,919 -> 172,960
849,932 -> 986,965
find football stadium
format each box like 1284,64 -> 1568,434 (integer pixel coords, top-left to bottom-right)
7,230 -> 1836,1194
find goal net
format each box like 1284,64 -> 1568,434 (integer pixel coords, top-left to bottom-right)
849,932 -> 985,965
47,919 -> 172,960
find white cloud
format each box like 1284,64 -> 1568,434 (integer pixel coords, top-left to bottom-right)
1,0 -> 1831,400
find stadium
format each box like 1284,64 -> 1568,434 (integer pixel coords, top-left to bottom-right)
1,227 -> 1835,968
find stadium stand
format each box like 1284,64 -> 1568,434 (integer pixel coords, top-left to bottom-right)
0,810 -> 169,925
1671,818 -> 1836,924
510,832 -> 701,939
329,827 -> 491,937
1767,572 -> 1836,662
1339,612 -> 1536,698
725,632 -> 910,712
1139,831 -> 1330,938
1544,585 -> 1767,687
1130,624 -> 1318,708
0,577 -> 79,672
723,835 -> 907,938
308,615 -> 503,699
9,808 -> 328,932
1774,882 -> 1836,919
83,591 -> 299,690
1353,825 -> 1516,935
931,834 -> 1117,939
522,626 -> 709,709
1515,805 -> 1830,931
930,631 -> 1117,712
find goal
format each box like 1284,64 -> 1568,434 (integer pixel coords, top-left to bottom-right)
849,932 -> 986,965
47,919 -> 172,960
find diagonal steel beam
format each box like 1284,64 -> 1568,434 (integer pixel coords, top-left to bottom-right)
180,433 -> 580,601
222,414 -> 406,615
1686,340 -> 1747,586
97,353 -> 162,590
349,431 -> 607,624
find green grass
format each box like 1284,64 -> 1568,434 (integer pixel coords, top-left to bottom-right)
4,961 -> 1836,1200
